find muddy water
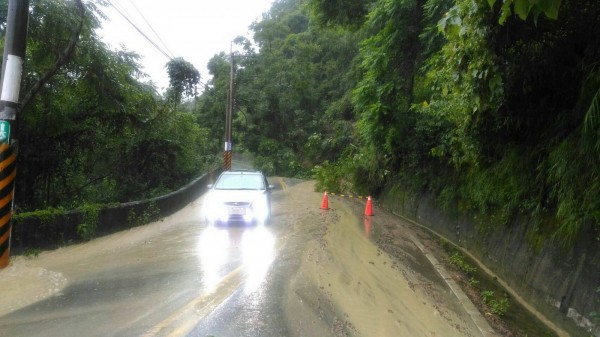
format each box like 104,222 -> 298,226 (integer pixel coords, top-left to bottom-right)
0,179 -> 488,337
284,190 -> 483,337
0,203 -> 200,318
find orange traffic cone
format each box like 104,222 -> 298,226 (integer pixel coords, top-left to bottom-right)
320,192 -> 329,210
364,196 -> 374,216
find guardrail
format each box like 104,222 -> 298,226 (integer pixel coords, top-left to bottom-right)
10,168 -> 222,254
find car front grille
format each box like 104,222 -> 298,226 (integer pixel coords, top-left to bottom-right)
223,202 -> 251,206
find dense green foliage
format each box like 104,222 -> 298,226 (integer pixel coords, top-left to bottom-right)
5,0 -> 598,247
419,0 -> 600,246
193,0 -> 599,246
196,0 -> 358,177
310,0 -> 598,247
1,0 -> 216,211
165,57 -> 201,105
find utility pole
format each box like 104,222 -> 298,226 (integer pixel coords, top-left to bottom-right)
223,43 -> 234,171
0,0 -> 29,269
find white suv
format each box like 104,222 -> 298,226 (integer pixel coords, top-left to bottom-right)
204,170 -> 273,226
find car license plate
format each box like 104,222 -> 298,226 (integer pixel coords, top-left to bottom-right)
230,207 -> 245,215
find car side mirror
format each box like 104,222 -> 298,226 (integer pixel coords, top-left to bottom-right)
207,184 -> 213,189
268,184 -> 275,190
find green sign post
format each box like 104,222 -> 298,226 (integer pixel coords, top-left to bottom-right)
0,121 -> 9,144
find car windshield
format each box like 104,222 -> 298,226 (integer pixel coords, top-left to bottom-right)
214,173 -> 265,190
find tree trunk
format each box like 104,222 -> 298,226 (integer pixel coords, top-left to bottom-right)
19,0 -> 85,113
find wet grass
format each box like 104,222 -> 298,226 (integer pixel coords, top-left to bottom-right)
475,265 -> 556,337
440,242 -> 558,337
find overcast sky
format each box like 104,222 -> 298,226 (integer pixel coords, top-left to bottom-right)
98,0 -> 274,92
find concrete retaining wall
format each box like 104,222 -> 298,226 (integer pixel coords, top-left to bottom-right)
10,169 -> 222,253
381,187 -> 600,337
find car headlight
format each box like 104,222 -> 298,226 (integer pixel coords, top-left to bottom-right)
252,196 -> 269,222
215,203 -> 229,221
205,199 -> 229,222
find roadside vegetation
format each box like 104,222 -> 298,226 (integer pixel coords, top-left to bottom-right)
197,0 -> 600,249
0,0 -> 217,214
439,240 -> 558,337
306,0 -> 598,248
4,0 -> 599,251
332,0 -> 594,242
4,0 -> 596,333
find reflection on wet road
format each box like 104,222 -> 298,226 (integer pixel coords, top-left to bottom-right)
144,225 -> 278,337
198,225 -> 275,294
0,189 -> 283,337
0,177 -> 489,337
186,226 -> 287,337
239,227 -> 275,293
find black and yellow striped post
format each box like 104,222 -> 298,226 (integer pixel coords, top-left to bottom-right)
223,149 -> 232,171
0,0 -> 29,268
0,143 -> 16,267
223,141 -> 232,171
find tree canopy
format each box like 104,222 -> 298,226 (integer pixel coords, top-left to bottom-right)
165,57 -> 201,105
1,0 -> 214,211
318,0 -> 598,246
4,0 -> 599,248
194,0 -> 599,247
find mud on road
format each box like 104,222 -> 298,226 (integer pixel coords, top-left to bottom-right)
276,179 -> 483,337
0,178 -> 488,337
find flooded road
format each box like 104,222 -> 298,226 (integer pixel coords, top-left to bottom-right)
0,178 -> 489,336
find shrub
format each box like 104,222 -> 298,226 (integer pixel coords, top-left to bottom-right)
127,202 -> 160,227
449,252 -> 477,275
77,204 -> 101,241
481,290 -> 510,316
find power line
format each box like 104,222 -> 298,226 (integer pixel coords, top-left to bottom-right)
109,0 -> 172,60
105,0 -> 216,93
123,0 -> 175,59
107,0 -> 173,61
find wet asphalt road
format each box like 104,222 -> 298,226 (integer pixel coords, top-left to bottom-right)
0,174 -> 487,337
0,177 -> 307,337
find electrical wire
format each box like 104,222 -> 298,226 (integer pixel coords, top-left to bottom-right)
123,0 -> 175,59
106,0 -> 220,93
107,0 -> 173,61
